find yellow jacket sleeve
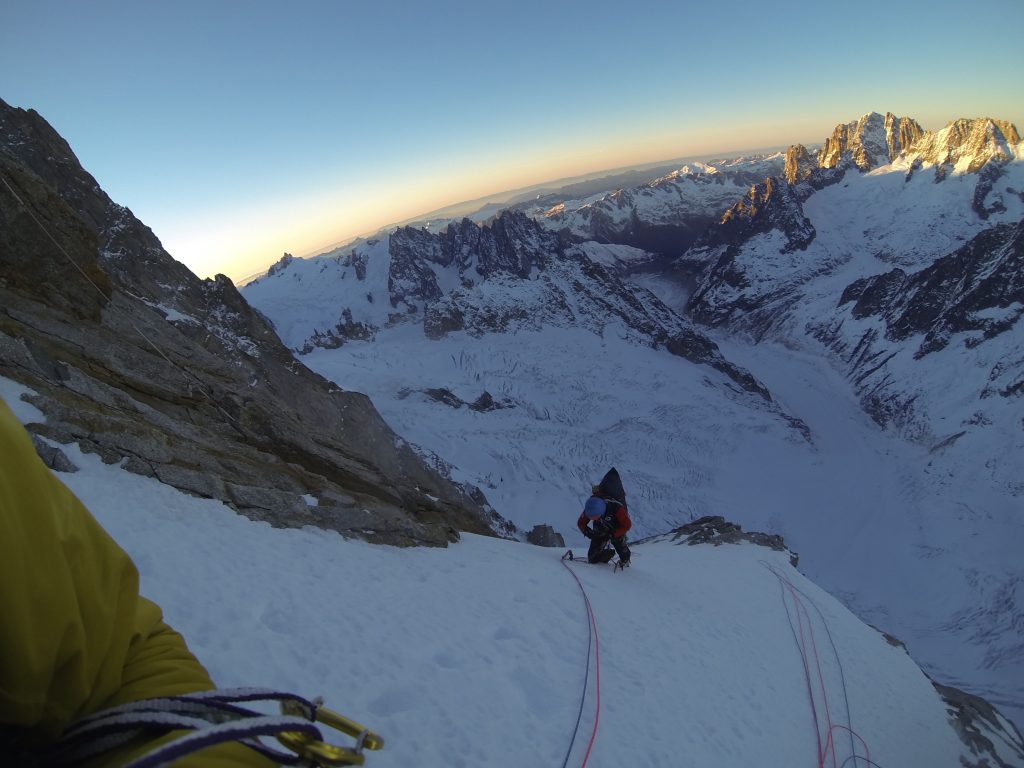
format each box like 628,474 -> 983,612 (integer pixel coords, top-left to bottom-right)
0,397 -> 274,766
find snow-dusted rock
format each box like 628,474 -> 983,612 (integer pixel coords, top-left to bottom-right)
0,99 -> 501,547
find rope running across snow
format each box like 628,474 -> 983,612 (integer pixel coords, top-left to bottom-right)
560,553 -> 602,768
761,561 -> 880,768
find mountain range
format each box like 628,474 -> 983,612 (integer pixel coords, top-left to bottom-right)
1,101 -> 1021,761
241,112 -> 1024,734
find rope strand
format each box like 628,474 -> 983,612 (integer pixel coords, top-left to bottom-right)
762,561 -> 879,768
560,553 -> 602,767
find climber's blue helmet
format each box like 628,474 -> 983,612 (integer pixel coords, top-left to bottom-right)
584,496 -> 606,519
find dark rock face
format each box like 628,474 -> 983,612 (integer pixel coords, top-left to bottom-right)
654,515 -> 798,567
708,177 -> 816,254
662,329 -> 773,402
266,252 -> 294,277
440,210 -> 558,280
933,682 -> 1024,768
836,222 -> 1023,359
973,163 -> 1009,220
389,226 -> 444,309
683,178 -> 817,331
29,434 -> 79,473
297,308 -> 375,353
0,98 -> 504,547
526,524 -> 565,548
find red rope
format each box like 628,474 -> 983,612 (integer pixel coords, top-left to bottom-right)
787,585 -> 826,762
825,724 -> 873,768
773,568 -> 875,768
786,581 -> 837,768
560,558 -> 602,767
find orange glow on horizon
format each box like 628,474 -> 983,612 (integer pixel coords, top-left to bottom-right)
172,120 -> 838,282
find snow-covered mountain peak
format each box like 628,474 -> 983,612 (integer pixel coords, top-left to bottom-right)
905,117 -> 1022,174
810,112 -> 1021,181
817,111 -> 926,171
665,161 -> 717,179
530,153 -> 787,255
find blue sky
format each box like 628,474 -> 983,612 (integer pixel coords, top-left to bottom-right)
2,0 -> 1022,281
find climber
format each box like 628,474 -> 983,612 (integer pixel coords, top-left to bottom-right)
0,396 -> 275,767
577,467 -> 632,566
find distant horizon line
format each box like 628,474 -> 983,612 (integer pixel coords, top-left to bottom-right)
235,109 -> 1024,285
269,141 -> 794,273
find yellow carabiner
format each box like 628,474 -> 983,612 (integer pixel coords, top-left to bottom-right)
277,730 -> 367,767
277,700 -> 384,766
315,706 -> 384,752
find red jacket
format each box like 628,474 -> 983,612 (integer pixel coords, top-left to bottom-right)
578,498 -> 631,539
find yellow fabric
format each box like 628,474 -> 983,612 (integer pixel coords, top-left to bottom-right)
0,397 -> 274,766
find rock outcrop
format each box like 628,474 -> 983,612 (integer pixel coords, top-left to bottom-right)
934,682 -> 1024,768
0,99 -> 505,546
655,514 -> 799,567
526,524 -> 565,548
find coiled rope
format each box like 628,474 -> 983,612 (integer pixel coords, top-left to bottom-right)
560,553 -> 602,768
45,687 -> 383,767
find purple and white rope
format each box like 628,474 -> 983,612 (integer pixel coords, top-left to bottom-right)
48,688 -> 326,766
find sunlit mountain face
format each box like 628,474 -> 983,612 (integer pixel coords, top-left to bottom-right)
244,114 -> 1024,729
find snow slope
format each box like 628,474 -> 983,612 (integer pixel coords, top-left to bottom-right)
263,319 -> 1023,734
238,134 -> 1024,735
244,236 -> 394,348
4,377 -> 1004,768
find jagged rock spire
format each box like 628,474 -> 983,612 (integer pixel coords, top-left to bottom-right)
817,111 -> 925,171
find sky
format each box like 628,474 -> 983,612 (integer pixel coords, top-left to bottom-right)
2,0 -> 1023,282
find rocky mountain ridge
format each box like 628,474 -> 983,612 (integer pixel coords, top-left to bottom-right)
0,99 -> 506,546
243,110 -> 1023,735
816,111 -> 926,172
678,114 -> 1023,483
246,209 -> 802,425
246,110 -> 1022,511
527,154 -> 786,256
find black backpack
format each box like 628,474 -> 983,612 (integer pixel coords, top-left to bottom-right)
597,467 -> 626,505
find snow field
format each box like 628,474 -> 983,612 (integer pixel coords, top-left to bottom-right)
303,326 -> 795,538
1,378 -> 971,765
298,321 -> 1024,730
